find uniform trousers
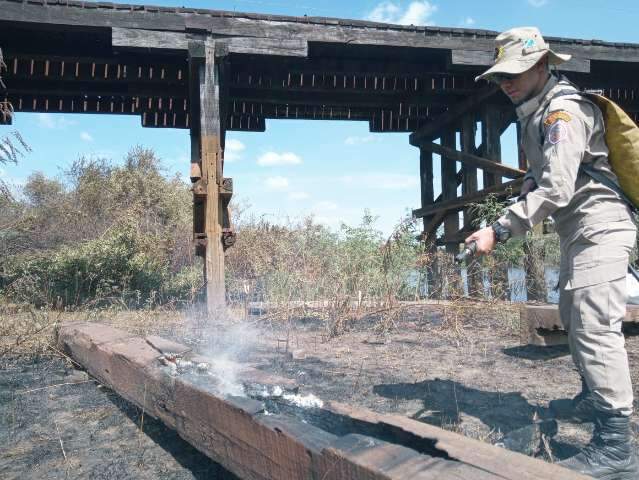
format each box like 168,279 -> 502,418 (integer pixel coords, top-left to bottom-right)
558,219 -> 637,416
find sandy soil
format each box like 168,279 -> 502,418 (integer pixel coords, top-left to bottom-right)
2,302 -> 639,479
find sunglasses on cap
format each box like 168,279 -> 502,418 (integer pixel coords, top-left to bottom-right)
489,73 -> 520,84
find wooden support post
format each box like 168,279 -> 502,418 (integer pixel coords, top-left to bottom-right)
481,105 -> 503,188
419,146 -> 435,236
190,42 -> 226,311
460,114 -> 483,298
516,121 -> 546,301
481,106 -> 508,299
441,131 -> 459,255
419,145 -> 437,297
516,122 -> 527,171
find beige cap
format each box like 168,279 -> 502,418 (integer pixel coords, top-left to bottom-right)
475,27 -> 571,82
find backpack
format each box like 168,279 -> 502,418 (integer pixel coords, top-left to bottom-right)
541,88 -> 639,213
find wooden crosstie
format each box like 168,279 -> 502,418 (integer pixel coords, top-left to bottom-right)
2,0 -> 639,309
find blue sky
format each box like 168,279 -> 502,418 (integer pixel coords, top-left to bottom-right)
2,0 -> 638,234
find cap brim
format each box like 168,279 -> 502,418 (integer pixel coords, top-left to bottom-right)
475,49 -> 572,82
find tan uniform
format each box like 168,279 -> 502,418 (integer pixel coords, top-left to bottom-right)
498,75 -> 637,416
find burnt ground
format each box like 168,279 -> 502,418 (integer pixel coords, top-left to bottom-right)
2,303 -> 639,479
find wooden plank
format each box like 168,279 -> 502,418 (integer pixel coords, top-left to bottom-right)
216,37 -> 308,57
111,27 -> 188,51
420,141 -> 525,179
326,402 -> 588,480
56,322 -> 588,480
409,87 -> 499,146
522,304 -> 639,333
412,177 -> 523,219
2,3 -> 639,65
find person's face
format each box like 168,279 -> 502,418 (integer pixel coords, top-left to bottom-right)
493,61 -> 549,105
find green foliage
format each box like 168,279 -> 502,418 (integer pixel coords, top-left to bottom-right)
0,147 -> 198,308
0,221 -> 199,308
225,211 -> 425,306
468,191 -> 560,268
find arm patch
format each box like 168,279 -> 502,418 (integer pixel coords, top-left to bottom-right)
544,110 -> 572,127
547,120 -> 568,144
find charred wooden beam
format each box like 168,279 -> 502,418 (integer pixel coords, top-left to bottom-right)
56,322 -> 588,480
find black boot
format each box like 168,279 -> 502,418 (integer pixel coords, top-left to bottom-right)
558,412 -> 639,479
550,376 -> 595,422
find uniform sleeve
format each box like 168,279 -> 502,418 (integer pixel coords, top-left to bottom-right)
497,104 -> 590,237
523,168 -> 535,183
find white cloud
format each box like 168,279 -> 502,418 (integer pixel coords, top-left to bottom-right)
265,176 -> 289,191
36,113 -> 76,130
80,132 -> 93,142
225,139 -> 246,163
367,1 -> 437,26
225,152 -> 241,162
344,135 -> 377,146
527,0 -> 548,6
314,201 -> 338,211
257,151 -> 302,167
463,17 -> 475,26
226,139 -> 245,152
288,191 -> 310,200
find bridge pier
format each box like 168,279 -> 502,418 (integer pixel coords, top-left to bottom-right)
189,42 -> 228,312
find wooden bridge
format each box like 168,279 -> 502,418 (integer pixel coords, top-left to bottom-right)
2,0 -> 639,310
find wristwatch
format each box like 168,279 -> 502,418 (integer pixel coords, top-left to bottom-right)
491,221 -> 511,243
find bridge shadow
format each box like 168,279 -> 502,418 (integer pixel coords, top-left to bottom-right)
373,378 -> 580,459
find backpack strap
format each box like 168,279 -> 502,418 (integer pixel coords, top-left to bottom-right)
537,89 -> 638,214
580,163 -> 637,214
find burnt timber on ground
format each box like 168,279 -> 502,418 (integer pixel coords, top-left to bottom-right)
2,0 -> 639,303
56,322 -> 588,480
520,304 -> 639,346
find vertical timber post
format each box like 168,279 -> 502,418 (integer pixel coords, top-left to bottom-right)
419,146 -> 436,297
189,42 -> 226,311
441,130 -> 460,298
481,105 -> 502,188
460,114 -> 482,298
481,106 -> 509,299
517,122 -> 546,301
441,131 -> 458,255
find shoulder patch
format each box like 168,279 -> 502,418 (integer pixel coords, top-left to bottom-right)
547,120 -> 568,144
544,110 -> 572,127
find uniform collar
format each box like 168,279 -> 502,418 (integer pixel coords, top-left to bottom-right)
515,75 -> 559,120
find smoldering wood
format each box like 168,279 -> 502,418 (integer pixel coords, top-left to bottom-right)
56,322 -> 588,479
